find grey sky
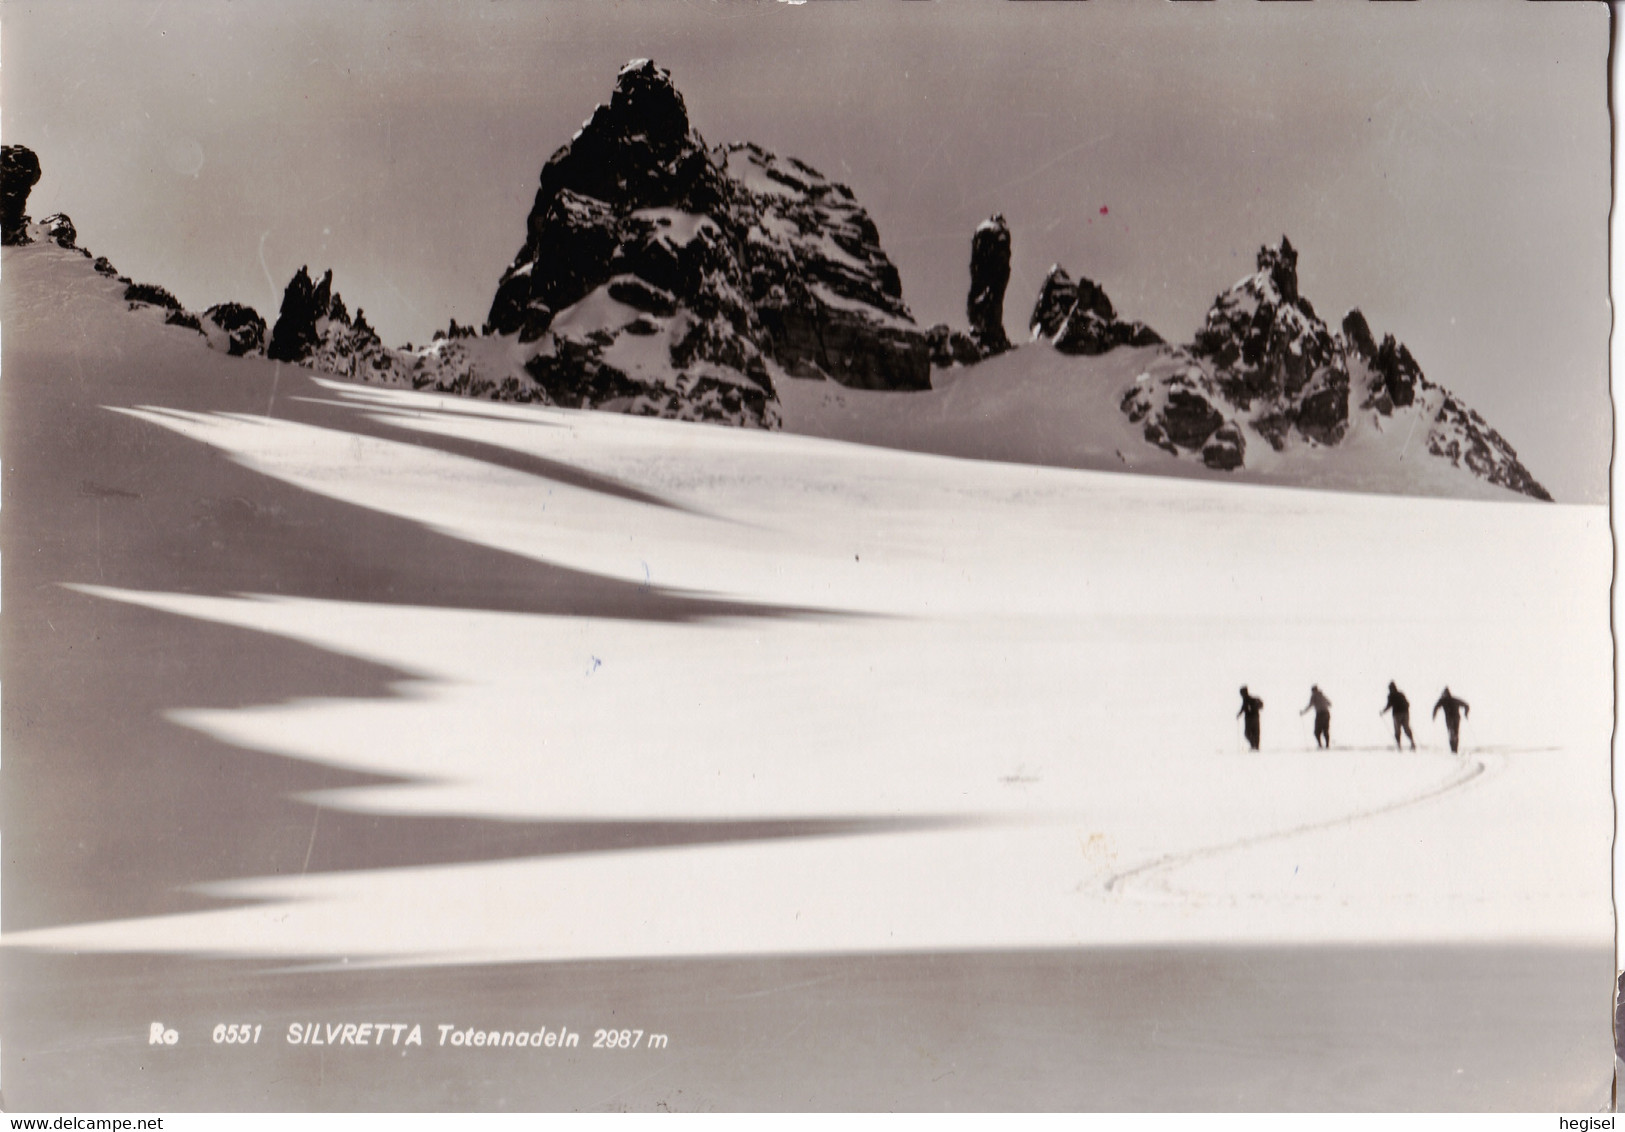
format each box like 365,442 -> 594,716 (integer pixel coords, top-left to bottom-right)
3,0 -> 1609,501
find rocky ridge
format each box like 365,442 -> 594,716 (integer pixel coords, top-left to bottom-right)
2,70 -> 1555,500
1340,308 -> 1550,500
1093,237 -> 1549,499
4,143 -> 274,361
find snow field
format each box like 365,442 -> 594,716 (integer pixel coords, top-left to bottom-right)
7,377 -> 1609,964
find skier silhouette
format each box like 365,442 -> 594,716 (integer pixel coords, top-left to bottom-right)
1300,685 -> 1332,749
1432,687 -> 1471,754
1379,681 -> 1416,751
1237,686 -> 1264,751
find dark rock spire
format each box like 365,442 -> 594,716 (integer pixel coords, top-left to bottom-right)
967,214 -> 1011,355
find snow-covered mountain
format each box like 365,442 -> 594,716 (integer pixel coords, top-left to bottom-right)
1016,237 -> 1550,499
0,58 -> 1556,501
251,60 -> 939,429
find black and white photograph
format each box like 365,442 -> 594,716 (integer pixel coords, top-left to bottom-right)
0,0 -> 1614,1114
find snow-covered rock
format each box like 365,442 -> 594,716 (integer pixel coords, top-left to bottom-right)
1028,264 -> 1162,356
1189,236 -> 1349,447
202,302 -> 267,357
725,141 -> 929,392
1140,237 -> 1546,499
1341,308 -> 1550,500
38,212 -> 76,249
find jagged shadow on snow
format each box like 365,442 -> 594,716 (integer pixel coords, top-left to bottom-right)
253,810 -> 981,882
6,582 -> 964,932
4,346 -> 811,622
0,334 -> 870,932
287,392 -> 711,517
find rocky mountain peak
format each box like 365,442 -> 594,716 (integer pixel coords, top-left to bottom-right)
267,266 -> 339,362
1189,236 -> 1347,447
476,59 -> 934,426
608,59 -> 691,149
529,58 -> 718,222
1256,235 -> 1299,304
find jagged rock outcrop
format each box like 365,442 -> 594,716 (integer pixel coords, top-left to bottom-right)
266,266 -> 412,383
266,266 -> 337,362
478,59 -> 930,425
1029,265 -> 1162,356
1342,309 -> 1420,412
967,215 -> 1011,355
203,302 -> 267,356
2,145 -> 41,245
1120,358 -> 1246,471
1340,308 -> 1378,363
1190,237 -> 1349,448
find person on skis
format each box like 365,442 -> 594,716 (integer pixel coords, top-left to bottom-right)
1432,687 -> 1470,754
1380,681 -> 1416,751
1237,686 -> 1264,751
1300,685 -> 1332,749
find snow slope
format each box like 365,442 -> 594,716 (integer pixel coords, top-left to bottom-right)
2,240 -> 1611,966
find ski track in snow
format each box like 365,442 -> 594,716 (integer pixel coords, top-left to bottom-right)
1105,753 -> 1491,898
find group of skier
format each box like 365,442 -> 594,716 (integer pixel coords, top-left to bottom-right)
1234,683 -> 1471,754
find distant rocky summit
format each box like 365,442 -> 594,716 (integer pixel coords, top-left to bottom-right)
1189,237 -> 1347,448
479,58 -> 939,424
1339,307 -> 1550,500
1096,237 -> 1549,499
